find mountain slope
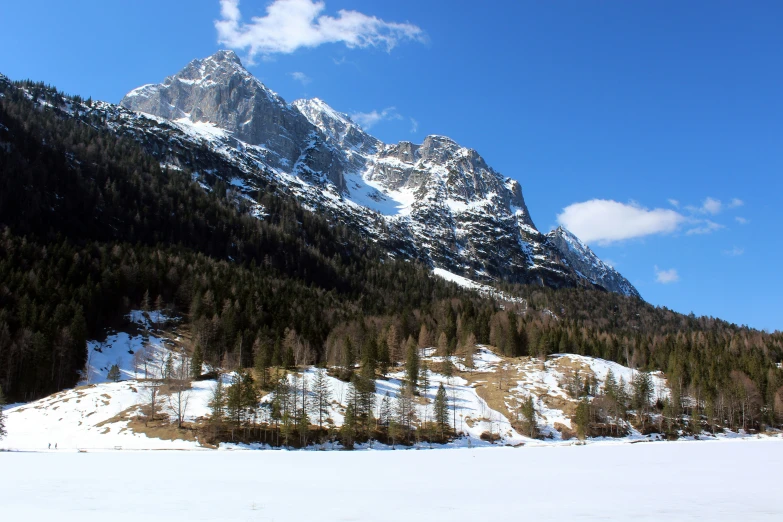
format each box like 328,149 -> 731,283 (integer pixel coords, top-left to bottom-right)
121,51 -> 639,297
547,226 -> 640,298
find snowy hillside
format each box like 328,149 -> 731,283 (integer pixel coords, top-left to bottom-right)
4,324 -> 756,452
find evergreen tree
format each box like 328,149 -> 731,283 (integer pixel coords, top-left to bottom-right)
442,357 -> 454,380
191,344 -> 204,379
604,369 -> 617,398
419,360 -> 431,397
377,339 -> 390,376
433,383 -> 450,438
164,354 -> 174,382
107,364 -> 121,383
342,336 -> 355,369
405,341 -> 419,394
310,368 -> 332,429
574,398 -> 590,440
226,373 -> 245,425
341,403 -> 356,449
209,377 -> 226,424
521,396 -> 537,438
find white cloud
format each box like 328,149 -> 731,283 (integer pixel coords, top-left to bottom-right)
410,117 -> 419,133
668,199 -> 680,208
655,266 -> 679,284
215,0 -> 426,60
350,107 -> 402,129
735,216 -> 750,225
700,197 -> 722,215
729,198 -> 744,208
723,247 -> 744,257
686,220 -> 724,235
556,199 -> 685,245
289,71 -> 311,84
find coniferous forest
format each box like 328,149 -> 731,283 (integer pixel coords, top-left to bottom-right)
1,76 -> 782,439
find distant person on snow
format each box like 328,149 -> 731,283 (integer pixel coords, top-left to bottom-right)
55,443 -> 58,450
48,443 -> 51,449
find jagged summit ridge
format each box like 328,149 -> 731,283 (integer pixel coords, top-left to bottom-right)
118,50 -> 638,297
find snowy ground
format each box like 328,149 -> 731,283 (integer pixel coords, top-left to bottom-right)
2,439 -> 781,521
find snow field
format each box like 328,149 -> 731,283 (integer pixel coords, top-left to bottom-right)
2,439 -> 782,521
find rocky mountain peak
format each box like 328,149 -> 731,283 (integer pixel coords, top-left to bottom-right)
120,51 -> 344,186
116,52 -> 638,298
207,49 -> 242,65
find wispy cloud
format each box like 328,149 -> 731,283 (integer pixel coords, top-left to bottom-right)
729,198 -> 744,208
735,216 -> 750,225
350,107 -> 402,129
289,71 -> 311,85
655,266 -> 679,284
409,117 -> 419,133
668,199 -> 680,208
700,196 -> 722,215
686,220 -> 724,235
723,247 -> 744,257
215,0 -> 426,61
556,200 -> 685,245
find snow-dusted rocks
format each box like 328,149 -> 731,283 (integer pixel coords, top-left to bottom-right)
546,226 -> 640,297
115,51 -> 638,296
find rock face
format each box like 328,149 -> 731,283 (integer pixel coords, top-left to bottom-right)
117,50 -> 639,297
546,227 -> 640,298
120,50 -> 345,190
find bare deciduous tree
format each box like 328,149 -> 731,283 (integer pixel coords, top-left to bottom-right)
167,356 -> 192,429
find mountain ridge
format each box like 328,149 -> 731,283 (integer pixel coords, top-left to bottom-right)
116,50 -> 638,298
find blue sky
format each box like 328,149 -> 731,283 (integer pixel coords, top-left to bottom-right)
1,1 -> 781,331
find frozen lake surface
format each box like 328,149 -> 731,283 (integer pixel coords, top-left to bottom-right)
2,438 -> 781,521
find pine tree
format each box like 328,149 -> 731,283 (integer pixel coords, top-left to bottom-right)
341,403 -> 356,449
405,341 -> 419,394
209,376 -> 226,424
433,383 -> 450,438
191,344 -> 204,379
164,354 -> 174,382
310,368 -> 332,429
0,385 -> 6,440
575,398 -> 590,440
604,369 -> 617,398
419,360 -> 431,397
343,336 -> 355,369
107,364 -> 121,382
521,396 -> 537,438
226,373 -> 244,425
442,357 -> 454,380
273,374 -> 294,446
387,325 -> 400,364
377,339 -> 390,376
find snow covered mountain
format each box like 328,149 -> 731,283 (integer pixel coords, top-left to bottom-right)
546,227 -> 640,298
112,50 -> 639,296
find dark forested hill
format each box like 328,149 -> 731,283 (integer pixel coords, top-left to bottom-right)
0,76 -> 780,431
